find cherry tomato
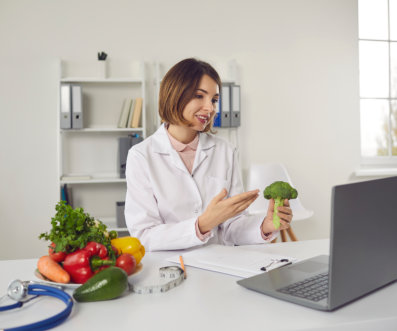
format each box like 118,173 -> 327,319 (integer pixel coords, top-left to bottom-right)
48,242 -> 67,262
116,253 -> 136,275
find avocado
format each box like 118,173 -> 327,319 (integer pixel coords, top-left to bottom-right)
73,266 -> 128,302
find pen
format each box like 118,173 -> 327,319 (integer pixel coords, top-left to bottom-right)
260,261 -> 292,272
279,261 -> 292,269
179,255 -> 187,279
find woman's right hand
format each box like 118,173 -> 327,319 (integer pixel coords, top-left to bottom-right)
198,188 -> 259,233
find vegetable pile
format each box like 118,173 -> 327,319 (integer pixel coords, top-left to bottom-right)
39,201 -> 117,256
263,181 -> 298,229
37,201 -> 145,286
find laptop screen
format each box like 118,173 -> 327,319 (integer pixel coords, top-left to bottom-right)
328,176 -> 397,308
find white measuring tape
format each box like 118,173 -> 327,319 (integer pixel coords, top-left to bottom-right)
130,266 -> 185,294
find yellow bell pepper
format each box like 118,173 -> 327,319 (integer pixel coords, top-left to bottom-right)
111,236 -> 145,265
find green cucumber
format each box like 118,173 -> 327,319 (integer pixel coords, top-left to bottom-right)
73,266 -> 128,302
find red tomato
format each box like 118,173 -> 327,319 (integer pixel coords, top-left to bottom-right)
116,253 -> 136,275
48,242 -> 67,262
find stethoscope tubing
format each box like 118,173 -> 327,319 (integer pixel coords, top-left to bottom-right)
2,283 -> 73,331
0,300 -> 22,311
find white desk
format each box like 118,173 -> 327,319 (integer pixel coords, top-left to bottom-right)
0,239 -> 396,331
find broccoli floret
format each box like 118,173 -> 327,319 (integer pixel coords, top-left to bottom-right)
263,181 -> 298,229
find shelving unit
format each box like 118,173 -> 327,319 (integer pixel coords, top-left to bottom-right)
57,59 -> 147,233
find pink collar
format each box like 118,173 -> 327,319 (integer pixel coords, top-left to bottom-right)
166,127 -> 199,152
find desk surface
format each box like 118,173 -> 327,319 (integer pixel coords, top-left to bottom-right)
0,239 -> 396,331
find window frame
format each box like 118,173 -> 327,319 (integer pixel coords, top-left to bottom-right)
359,0 -> 397,166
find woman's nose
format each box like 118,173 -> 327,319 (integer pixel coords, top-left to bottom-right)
204,98 -> 215,113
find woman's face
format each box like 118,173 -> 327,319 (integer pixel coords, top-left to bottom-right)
182,74 -> 219,132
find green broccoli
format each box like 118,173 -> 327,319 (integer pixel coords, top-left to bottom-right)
263,181 -> 298,229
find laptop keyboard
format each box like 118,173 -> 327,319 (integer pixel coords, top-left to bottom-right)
277,272 -> 329,302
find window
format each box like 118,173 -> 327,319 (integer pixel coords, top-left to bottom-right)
359,0 -> 397,163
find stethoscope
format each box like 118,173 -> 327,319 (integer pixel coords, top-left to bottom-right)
0,279 -> 73,331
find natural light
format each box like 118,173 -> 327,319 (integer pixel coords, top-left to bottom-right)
359,0 -> 397,159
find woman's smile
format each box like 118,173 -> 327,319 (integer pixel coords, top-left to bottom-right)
196,114 -> 210,125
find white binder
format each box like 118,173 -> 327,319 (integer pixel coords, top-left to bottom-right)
60,84 -> 72,129
220,84 -> 231,127
71,85 -> 83,129
231,84 -> 240,127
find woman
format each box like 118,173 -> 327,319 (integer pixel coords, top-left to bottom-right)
125,58 -> 293,251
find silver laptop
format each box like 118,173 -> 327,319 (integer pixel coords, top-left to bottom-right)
237,176 -> 397,311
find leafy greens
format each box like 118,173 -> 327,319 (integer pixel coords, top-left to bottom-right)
39,201 -> 113,255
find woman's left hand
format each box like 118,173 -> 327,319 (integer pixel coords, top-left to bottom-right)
261,199 -> 293,234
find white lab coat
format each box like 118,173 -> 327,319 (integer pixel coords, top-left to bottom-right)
125,124 -> 274,251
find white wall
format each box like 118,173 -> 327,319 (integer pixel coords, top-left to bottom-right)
0,0 -> 360,259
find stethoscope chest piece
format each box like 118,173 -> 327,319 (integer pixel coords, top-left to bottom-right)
7,279 -> 28,301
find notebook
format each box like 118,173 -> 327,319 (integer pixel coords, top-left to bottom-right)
237,176 -> 397,311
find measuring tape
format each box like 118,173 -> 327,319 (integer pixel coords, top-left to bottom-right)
130,266 -> 184,294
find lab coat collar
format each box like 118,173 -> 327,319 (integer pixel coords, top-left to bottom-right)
152,124 -> 215,154
152,124 -> 215,174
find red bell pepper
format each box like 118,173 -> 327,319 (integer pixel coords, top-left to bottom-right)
63,249 -> 114,284
93,256 -> 111,275
63,243 -> 136,283
83,241 -> 108,259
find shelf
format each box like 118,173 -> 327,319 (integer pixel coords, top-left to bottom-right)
109,227 -> 129,232
61,127 -> 144,133
61,175 -> 127,184
60,77 -> 143,83
355,167 -> 397,177
99,217 -> 128,232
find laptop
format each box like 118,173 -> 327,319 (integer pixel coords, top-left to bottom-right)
237,176 -> 397,311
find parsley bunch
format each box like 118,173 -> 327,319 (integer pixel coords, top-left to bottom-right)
39,201 -> 114,255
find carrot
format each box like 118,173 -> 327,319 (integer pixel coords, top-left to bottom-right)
37,255 -> 70,284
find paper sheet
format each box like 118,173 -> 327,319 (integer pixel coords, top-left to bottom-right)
166,244 -> 297,278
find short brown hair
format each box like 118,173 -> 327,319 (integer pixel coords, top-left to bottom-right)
159,58 -> 221,133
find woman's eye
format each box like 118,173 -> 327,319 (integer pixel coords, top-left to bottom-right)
195,94 -> 203,99
212,99 -> 219,104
